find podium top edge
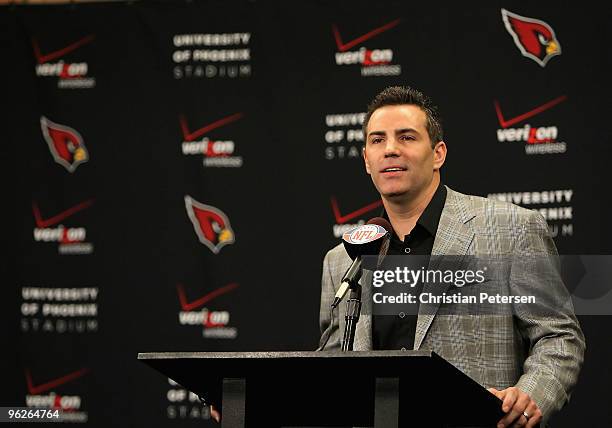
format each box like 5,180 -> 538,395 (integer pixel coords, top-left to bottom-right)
137,350 -> 434,360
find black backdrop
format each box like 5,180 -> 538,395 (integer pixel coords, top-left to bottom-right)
3,1 -> 611,426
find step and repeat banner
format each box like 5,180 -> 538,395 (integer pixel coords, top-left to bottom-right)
3,1 -> 611,426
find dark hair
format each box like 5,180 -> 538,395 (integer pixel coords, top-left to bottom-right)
362,86 -> 443,148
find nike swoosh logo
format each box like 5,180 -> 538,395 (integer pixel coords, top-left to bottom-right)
333,19 -> 401,52
176,282 -> 239,312
32,199 -> 95,228
331,196 -> 383,224
494,95 -> 567,128
180,113 -> 244,142
32,35 -> 95,64
25,368 -> 89,395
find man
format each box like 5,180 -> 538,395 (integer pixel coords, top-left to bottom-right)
318,86 -> 585,427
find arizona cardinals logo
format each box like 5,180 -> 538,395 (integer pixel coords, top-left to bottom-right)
184,196 -> 235,254
40,116 -> 89,172
501,9 -> 561,67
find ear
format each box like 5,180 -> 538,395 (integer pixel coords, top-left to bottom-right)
433,141 -> 447,171
363,146 -> 372,175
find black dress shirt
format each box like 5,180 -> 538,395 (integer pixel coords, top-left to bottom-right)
372,182 -> 447,350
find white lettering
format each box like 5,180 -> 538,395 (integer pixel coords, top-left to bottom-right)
173,33 -> 251,47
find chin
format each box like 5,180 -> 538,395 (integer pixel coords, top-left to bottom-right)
382,190 -> 410,199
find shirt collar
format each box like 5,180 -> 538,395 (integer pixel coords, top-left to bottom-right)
382,182 -> 447,240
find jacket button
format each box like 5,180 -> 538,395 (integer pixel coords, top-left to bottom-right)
404,247 -> 411,254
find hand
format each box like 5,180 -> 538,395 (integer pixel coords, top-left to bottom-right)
488,387 -> 542,428
209,405 -> 221,423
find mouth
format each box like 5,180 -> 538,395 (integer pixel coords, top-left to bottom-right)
380,166 -> 407,174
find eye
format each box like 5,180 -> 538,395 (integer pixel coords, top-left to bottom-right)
399,134 -> 415,141
370,137 -> 383,144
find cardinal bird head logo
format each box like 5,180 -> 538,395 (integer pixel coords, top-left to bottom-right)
501,9 -> 561,67
40,116 -> 89,173
184,196 -> 235,254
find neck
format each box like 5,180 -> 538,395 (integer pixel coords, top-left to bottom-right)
382,174 -> 440,240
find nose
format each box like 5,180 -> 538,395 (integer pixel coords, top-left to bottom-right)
384,137 -> 400,157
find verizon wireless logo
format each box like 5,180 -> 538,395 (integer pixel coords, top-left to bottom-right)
333,19 -> 401,77
41,116 -> 89,172
501,9 -> 561,67
32,199 -> 94,255
172,32 -> 252,79
495,95 -> 567,155
25,367 -> 89,423
32,34 -> 96,89
330,196 -> 382,238
180,112 -> 244,168
176,282 -> 239,339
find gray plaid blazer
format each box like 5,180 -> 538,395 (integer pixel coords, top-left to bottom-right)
317,186 -> 585,422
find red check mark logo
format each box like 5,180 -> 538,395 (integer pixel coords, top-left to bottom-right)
32,199 -> 94,228
25,368 -> 89,395
180,113 -> 244,142
494,95 -> 567,128
333,19 -> 401,52
176,282 -> 239,312
331,196 -> 382,224
32,35 -> 95,64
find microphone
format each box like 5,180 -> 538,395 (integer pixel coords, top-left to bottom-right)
331,217 -> 393,308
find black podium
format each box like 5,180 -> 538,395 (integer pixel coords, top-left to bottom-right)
138,350 -> 504,427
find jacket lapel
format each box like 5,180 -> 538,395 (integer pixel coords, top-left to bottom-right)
414,187 -> 475,350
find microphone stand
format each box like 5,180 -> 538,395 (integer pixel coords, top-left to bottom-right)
341,281 -> 362,352
338,231 -> 390,351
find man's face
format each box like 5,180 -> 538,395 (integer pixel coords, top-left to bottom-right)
363,104 -> 441,200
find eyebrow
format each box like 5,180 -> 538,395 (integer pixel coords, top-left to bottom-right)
367,128 -> 420,138
395,128 -> 419,135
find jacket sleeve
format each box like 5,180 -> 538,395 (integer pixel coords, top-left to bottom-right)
317,249 -> 342,350
511,210 -> 586,422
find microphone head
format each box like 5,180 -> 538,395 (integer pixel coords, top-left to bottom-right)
341,217 -> 392,260
366,216 -> 393,233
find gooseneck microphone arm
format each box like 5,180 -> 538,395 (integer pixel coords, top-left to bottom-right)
341,280 -> 362,351
331,257 -> 362,308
